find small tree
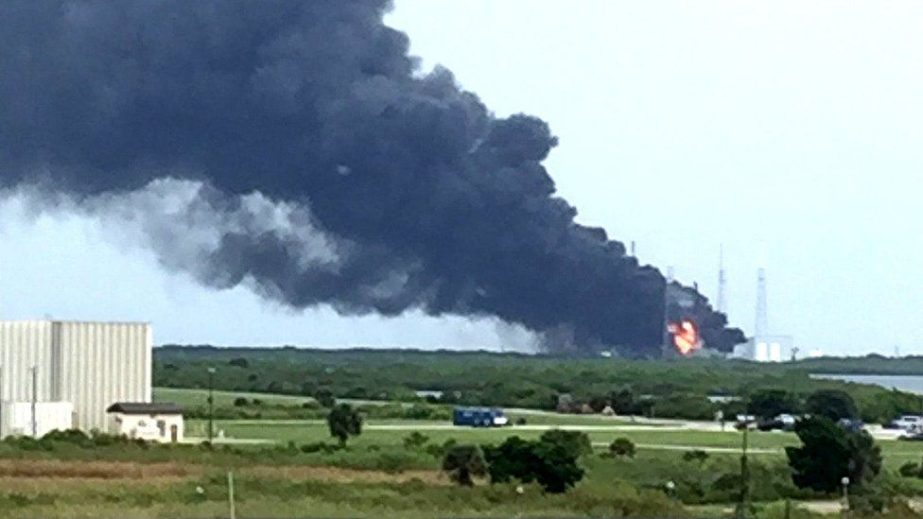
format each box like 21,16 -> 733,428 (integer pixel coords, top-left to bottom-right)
539,429 -> 592,459
233,397 -> 249,407
442,445 -> 487,486
785,416 -> 881,493
482,435 -> 584,493
314,388 -> 336,408
805,390 -> 858,421
610,388 -> 636,415
747,389 -> 800,420
609,437 -> 636,458
327,403 -> 362,446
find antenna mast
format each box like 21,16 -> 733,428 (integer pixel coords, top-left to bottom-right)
717,245 -> 727,314
755,267 -> 768,338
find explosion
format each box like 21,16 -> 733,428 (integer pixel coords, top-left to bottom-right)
669,320 -> 702,356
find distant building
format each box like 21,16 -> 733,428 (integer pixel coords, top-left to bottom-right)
731,335 -> 795,362
107,402 -> 184,443
0,320 -> 154,438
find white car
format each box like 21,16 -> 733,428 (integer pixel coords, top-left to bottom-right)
776,414 -> 796,426
890,415 -> 923,431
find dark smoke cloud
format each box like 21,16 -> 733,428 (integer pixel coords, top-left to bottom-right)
0,0 -> 744,356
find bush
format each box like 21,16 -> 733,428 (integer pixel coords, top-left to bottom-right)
539,429 -> 592,459
442,445 -> 487,486
609,437 -> 636,458
682,449 -> 709,464
482,435 -> 584,493
425,438 -> 457,459
314,389 -> 336,408
402,431 -> 430,450
898,462 -> 920,478
299,442 -> 339,454
747,389 -> 801,420
233,397 -> 249,407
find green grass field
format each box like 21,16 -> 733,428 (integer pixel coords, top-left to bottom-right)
0,387 -> 920,518
160,387 -> 923,469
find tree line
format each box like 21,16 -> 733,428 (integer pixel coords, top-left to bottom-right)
155,346 -> 923,424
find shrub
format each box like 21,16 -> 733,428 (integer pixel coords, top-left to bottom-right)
314,389 -> 336,408
539,429 -> 592,459
402,431 -> 430,450
442,445 -> 487,486
233,397 -> 249,407
609,437 -> 636,458
683,449 -> 709,464
425,438 -> 457,459
300,442 -> 338,454
898,462 -> 920,478
482,435 -> 584,493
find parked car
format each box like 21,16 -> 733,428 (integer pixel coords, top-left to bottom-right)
758,413 -> 797,432
899,431 -> 923,441
757,413 -> 795,431
837,418 -> 865,433
888,415 -> 923,431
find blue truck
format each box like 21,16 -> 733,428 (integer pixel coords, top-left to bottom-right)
453,407 -> 509,428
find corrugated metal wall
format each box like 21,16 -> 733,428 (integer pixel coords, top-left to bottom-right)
56,322 -> 152,431
0,321 -> 152,433
0,321 -> 55,402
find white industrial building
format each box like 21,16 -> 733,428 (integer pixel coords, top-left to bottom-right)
731,335 -> 795,363
0,320 -> 153,438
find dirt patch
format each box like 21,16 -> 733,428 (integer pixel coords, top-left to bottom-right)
0,459 -> 200,479
243,465 -> 449,485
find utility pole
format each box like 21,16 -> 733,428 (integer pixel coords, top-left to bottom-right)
737,402 -> 751,519
227,471 -> 236,519
717,245 -> 727,314
207,367 -> 216,443
31,366 -> 38,438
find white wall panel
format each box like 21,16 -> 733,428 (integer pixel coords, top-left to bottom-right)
57,321 -> 152,431
0,321 -> 55,403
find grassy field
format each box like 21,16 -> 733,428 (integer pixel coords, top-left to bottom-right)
154,387 -> 637,426
159,387 -> 923,469
1,387 -> 920,517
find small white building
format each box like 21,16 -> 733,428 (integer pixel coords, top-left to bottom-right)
106,402 -> 184,443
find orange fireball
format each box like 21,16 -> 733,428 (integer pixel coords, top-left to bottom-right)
668,320 -> 701,355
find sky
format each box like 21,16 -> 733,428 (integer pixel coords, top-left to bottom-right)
1,0 -> 921,355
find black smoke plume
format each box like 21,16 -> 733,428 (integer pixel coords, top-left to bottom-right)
0,0 -> 744,356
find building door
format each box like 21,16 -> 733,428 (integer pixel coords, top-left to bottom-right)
170,424 -> 178,443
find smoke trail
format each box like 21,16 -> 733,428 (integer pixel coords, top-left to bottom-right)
0,0 -> 743,355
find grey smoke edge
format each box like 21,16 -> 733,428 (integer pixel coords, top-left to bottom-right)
0,0 -> 744,355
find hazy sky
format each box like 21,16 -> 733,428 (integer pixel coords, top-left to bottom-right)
1,1 -> 921,355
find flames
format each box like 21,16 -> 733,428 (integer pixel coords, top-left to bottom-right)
668,320 -> 701,356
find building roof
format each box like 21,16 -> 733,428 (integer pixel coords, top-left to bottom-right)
106,402 -> 183,415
